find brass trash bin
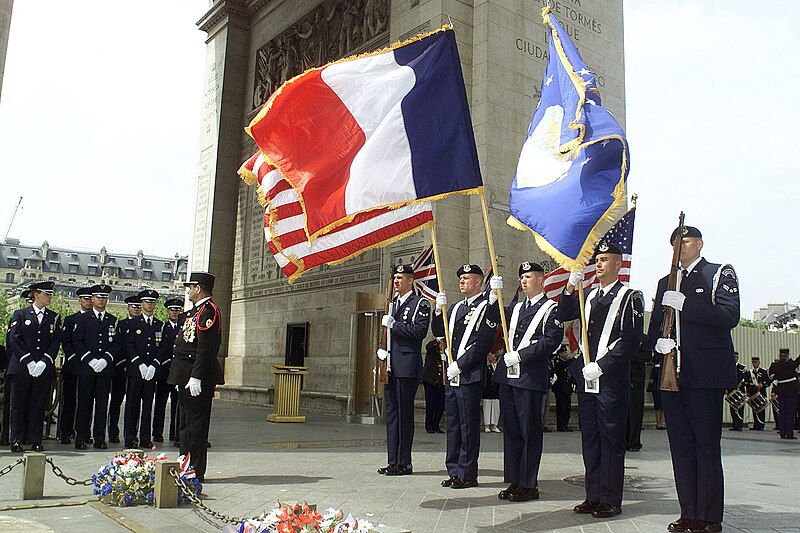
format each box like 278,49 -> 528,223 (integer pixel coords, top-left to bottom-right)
267,365 -> 309,423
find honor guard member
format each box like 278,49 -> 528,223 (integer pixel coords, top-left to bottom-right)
768,349 -> 800,439
153,298 -> 183,444
58,286 -> 94,444
73,284 -> 120,449
651,226 -> 739,533
553,346 -> 576,432
557,241 -> 645,519
728,353 -> 748,431
124,289 -> 163,448
168,271 -> 224,482
7,281 -> 63,452
2,289 -> 34,446
108,295 -> 141,443
747,356 -> 770,431
431,264 -> 502,489
493,261 -> 563,502
376,264 -> 430,476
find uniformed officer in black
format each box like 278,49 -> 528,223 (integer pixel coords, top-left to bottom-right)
124,289 -> 163,448
768,348 -> 800,439
58,286 -> 94,444
153,298 -> 183,444
108,295 -> 141,443
73,284 -> 120,449
651,226 -> 739,533
494,261 -> 563,502
168,272 -> 224,482
747,356 -> 770,431
728,353 -> 748,431
7,281 -> 62,452
431,264 -> 501,489
552,346 -> 576,432
376,264 -> 430,476
557,241 -> 644,519
2,289 -> 34,446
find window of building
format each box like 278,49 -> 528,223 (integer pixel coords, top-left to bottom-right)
69,264 -> 78,273
143,270 -> 152,280
162,272 -> 171,282
164,262 -> 171,269
91,256 -> 97,262
5,273 -> 14,283
88,266 -> 98,275
145,260 -> 151,267
7,258 -> 17,266
48,276 -> 56,281
128,259 -> 134,265
9,247 -> 16,254
51,251 -> 59,257
68,278 -> 76,283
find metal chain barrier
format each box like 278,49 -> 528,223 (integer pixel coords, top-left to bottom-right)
0,458 -> 23,478
45,457 -> 93,486
169,468 -> 256,525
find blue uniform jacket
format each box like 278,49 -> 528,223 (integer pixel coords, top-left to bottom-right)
60,311 -> 86,374
156,321 -> 179,381
73,311 -> 121,377
387,292 -> 430,379
648,259 -> 739,389
124,315 -> 165,374
7,307 -> 62,377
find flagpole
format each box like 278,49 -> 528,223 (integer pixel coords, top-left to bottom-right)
429,223 -> 458,386
577,282 -> 599,393
478,188 -> 511,354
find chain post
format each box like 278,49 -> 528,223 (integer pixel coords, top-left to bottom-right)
22,453 -> 46,500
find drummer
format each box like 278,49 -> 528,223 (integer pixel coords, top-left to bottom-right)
728,353 -> 748,431
746,356 -> 770,431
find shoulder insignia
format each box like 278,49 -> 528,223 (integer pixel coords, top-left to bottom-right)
554,319 -> 562,328
420,299 -> 430,307
721,284 -> 738,294
721,266 -> 737,280
486,320 -> 497,328
10,320 -> 16,327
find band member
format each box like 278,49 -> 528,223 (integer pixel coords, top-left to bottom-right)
552,346 -> 576,432
432,264 -> 501,489
59,286 -> 94,445
376,264 -> 430,476
168,271 -> 224,482
493,261 -> 562,502
557,241 -> 644,519
421,339 -> 445,434
747,356 -> 769,431
7,281 -> 62,452
109,295 -> 141,443
153,298 -> 183,444
651,225 -> 739,533
73,284 -> 119,449
768,348 -> 800,439
728,353 -> 748,431
2,289 -> 33,446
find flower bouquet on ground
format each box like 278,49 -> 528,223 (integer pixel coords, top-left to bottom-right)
226,501 -> 373,533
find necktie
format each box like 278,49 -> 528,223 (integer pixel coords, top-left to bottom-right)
525,300 -> 531,310
682,269 -> 689,277
36,311 -> 43,324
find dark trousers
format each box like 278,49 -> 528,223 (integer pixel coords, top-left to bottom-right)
384,376 -> 418,466
627,381 -> 645,449
152,379 -> 172,440
729,403 -> 744,429
778,393 -> 798,438
9,373 -> 49,445
499,384 -> 543,489
179,384 -> 214,480
662,389 -> 725,522
423,382 -> 445,432
169,388 -> 180,440
75,374 -> 111,444
1,372 -> 12,443
125,376 -> 155,444
58,372 -> 78,439
554,391 -> 572,429
444,381 -> 482,481
107,373 -> 126,439
577,389 -> 629,507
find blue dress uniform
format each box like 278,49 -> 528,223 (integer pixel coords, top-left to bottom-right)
557,258 -> 644,515
153,300 -> 182,443
431,264 -> 499,488
7,281 -> 62,451
73,285 -> 120,449
109,296 -> 140,443
649,227 -> 739,530
378,265 -> 430,475
2,290 -> 33,446
124,289 -> 164,448
493,261 -> 562,502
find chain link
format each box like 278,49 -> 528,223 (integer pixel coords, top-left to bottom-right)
45,457 -> 93,486
0,458 -> 23,478
169,468 -> 255,525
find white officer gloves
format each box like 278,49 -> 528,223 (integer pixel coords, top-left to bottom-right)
488,276 -> 503,304
446,361 -> 461,381
568,271 -> 583,289
662,290 -> 686,311
376,348 -> 389,361
145,365 -> 156,381
27,361 -> 46,377
89,359 -> 108,373
550,374 -> 558,386
186,377 -> 202,397
435,292 -> 447,311
655,338 -> 677,354
504,350 -> 521,367
139,363 -> 149,379
582,361 -> 603,381
381,315 -> 396,328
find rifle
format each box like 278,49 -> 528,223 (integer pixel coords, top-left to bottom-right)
378,278 -> 394,384
659,212 -> 684,392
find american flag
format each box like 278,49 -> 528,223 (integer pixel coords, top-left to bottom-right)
411,245 -> 438,301
239,152 -> 434,283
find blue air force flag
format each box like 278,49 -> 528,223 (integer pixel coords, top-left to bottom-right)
507,7 -> 630,271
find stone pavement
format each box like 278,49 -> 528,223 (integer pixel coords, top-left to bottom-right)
0,402 -> 798,532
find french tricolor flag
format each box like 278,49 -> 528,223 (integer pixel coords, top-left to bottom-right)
247,27 -> 482,240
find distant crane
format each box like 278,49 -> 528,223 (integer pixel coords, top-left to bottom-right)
4,196 -> 23,242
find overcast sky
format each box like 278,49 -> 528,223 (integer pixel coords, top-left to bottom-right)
0,1 -> 796,318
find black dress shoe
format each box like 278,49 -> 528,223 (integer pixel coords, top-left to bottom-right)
628,444 -> 642,452
451,478 -> 478,489
75,441 -> 88,450
441,475 -> 458,487
542,427 -> 551,432
109,435 -> 120,444
386,465 -> 413,476
667,517 -> 694,532
31,443 -> 44,452
434,428 -> 445,433
207,441 -> 212,447
140,441 -> 153,449
11,443 -> 24,453
173,441 -> 180,448
426,429 -> 435,434
498,484 -> 519,500
573,500 -> 599,514
153,436 -> 164,443
377,464 -> 398,475
591,503 -> 621,518
124,441 -> 137,448
508,487 -> 540,502
728,427 -> 742,431
688,520 -> 721,533
94,441 -> 108,449
86,438 -> 93,444
60,437 -> 73,445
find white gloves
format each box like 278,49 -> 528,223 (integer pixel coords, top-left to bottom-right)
550,374 -> 558,386
488,276 -> 503,304
655,338 -> 676,354
582,361 -> 603,381
90,358 -> 108,373
145,365 -> 156,381
186,377 -> 202,397
504,350 -> 521,367
139,363 -> 149,379
435,292 -> 447,311
440,352 -> 447,362
381,315 -> 396,328
376,348 -> 389,361
27,361 -> 39,377
446,361 -> 461,381
568,271 -> 583,288
662,290 -> 686,311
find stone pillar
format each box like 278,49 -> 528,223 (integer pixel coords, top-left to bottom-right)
0,0 -> 13,103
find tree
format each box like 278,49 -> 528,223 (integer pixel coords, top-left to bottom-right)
738,318 -> 769,330
0,291 -> 12,347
